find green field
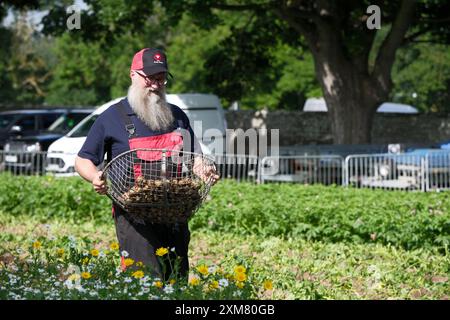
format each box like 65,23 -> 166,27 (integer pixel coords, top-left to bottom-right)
0,174 -> 448,299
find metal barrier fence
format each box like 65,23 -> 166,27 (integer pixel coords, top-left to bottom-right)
2,150 -> 450,192
213,154 -> 260,183
344,151 -> 450,191
0,150 -> 261,182
0,150 -> 48,175
259,155 -> 344,185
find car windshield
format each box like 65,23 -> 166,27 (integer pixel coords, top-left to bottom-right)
47,113 -> 90,134
68,115 -> 98,137
0,114 -> 19,129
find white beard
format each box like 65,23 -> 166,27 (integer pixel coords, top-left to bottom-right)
127,84 -> 175,132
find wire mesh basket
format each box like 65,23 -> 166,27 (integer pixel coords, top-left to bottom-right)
102,148 -> 216,224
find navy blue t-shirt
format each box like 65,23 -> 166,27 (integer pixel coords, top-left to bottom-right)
78,98 -> 198,165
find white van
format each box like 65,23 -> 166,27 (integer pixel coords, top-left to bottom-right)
45,94 -> 227,176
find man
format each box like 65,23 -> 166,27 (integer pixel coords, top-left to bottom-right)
75,48 -> 219,280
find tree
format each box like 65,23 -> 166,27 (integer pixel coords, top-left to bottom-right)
41,0 -> 168,106
162,0 -> 449,144
40,2 -> 321,109
392,42 -> 450,114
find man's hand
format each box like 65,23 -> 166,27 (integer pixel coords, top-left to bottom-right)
193,157 -> 220,185
92,171 -> 108,195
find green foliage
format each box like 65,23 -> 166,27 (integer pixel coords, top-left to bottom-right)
193,181 -> 450,251
0,174 -> 111,224
0,174 -> 448,299
45,35 -> 105,106
392,43 -> 450,113
0,174 -> 449,251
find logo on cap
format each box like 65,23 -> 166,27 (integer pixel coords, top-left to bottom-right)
153,53 -> 164,64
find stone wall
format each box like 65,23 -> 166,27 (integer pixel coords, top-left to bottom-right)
225,110 -> 450,146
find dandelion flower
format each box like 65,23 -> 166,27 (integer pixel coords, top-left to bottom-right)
123,258 -> 134,267
110,242 -> 119,251
189,276 -> 200,286
234,265 -> 246,274
169,279 -> 176,285
153,281 -> 163,288
132,270 -> 144,279
56,248 -> 65,256
209,281 -> 219,290
90,249 -> 99,257
234,272 -> 247,282
156,247 -> 169,257
236,281 -> 244,289
81,272 -> 92,280
136,261 -> 144,268
32,241 -> 42,250
263,280 -> 273,290
196,264 -> 209,276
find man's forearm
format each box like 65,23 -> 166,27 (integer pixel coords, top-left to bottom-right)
75,156 -> 100,183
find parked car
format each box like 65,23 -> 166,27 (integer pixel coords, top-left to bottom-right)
0,109 -> 67,150
350,144 -> 450,190
46,94 -> 226,176
303,98 -> 419,114
3,109 -> 94,174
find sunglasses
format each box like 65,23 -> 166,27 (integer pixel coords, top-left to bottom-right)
134,71 -> 168,85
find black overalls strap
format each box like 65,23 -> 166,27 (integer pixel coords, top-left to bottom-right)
118,100 -> 138,138
117,101 -> 141,171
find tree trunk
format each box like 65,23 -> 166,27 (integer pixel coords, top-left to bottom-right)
313,52 -> 386,145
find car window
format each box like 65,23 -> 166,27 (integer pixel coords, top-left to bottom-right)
0,114 -> 19,129
41,113 -> 62,129
48,113 -> 90,133
15,115 -> 37,131
69,115 -> 99,138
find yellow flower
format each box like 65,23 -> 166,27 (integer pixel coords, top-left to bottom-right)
189,276 -> 200,286
90,249 -> 99,257
132,270 -> 144,279
82,257 -> 90,265
110,242 -> 119,251
154,281 -> 163,288
81,272 -> 92,279
236,281 -> 244,289
196,264 -> 209,276
234,265 -> 246,274
209,280 -> 219,290
68,273 -> 81,281
56,248 -> 65,256
136,261 -> 144,268
234,272 -> 247,282
169,279 -> 176,285
156,247 -> 169,257
263,280 -> 273,290
123,258 -> 134,267
33,241 -> 42,250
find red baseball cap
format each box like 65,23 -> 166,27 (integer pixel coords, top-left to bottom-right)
130,48 -> 169,76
